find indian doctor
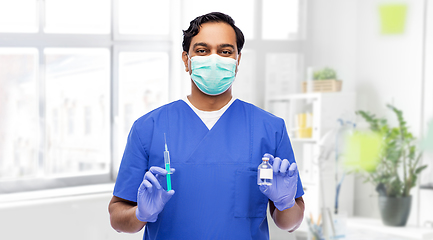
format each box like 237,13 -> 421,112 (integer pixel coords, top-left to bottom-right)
109,12 -> 305,240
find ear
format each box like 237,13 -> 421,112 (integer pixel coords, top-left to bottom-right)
182,51 -> 189,72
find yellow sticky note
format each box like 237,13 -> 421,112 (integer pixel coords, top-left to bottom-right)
344,131 -> 383,172
379,4 -> 407,35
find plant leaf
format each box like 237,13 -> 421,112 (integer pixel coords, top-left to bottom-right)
415,165 -> 428,174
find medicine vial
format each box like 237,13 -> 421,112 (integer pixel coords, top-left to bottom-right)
257,157 -> 273,185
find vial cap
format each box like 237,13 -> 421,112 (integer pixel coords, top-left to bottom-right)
262,157 -> 270,161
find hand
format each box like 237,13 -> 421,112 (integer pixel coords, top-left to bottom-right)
135,166 -> 175,222
259,153 -> 298,211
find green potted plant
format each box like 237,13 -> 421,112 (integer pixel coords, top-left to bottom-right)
313,67 -> 338,80
355,104 -> 428,226
303,67 -> 342,93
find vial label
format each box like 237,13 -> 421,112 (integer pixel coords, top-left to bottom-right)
260,169 -> 273,179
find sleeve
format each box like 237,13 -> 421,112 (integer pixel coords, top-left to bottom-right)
113,121 -> 149,203
275,119 -> 305,199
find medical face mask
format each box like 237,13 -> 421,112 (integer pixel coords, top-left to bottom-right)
189,54 -> 237,96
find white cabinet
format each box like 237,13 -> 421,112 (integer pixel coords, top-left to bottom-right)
266,92 -> 356,219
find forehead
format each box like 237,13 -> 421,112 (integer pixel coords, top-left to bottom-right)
190,22 -> 237,49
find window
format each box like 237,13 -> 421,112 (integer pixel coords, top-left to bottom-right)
0,0 -> 306,193
0,0 -> 173,193
44,0 -> 111,34
45,48 -> 110,176
0,48 -> 38,180
115,51 -> 170,169
118,0 -> 170,35
0,0 -> 38,33
262,0 -> 301,40
182,0 -> 255,39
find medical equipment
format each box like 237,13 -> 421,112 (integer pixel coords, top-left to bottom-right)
136,166 -> 175,222
257,156 -> 273,185
164,133 -> 172,191
259,153 -> 298,211
189,54 -> 237,95
316,118 -> 355,238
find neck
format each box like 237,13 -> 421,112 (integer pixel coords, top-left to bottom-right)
188,81 -> 233,111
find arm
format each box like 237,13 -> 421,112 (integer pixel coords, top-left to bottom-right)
108,196 -> 146,233
270,197 -> 305,232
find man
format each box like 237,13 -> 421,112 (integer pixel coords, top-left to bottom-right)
109,12 -> 305,240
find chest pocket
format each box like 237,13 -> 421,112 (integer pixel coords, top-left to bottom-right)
234,169 -> 269,218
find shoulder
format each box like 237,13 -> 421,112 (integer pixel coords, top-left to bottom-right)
236,99 -> 285,126
132,100 -> 184,130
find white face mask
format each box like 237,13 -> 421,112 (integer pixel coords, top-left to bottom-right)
189,54 -> 237,96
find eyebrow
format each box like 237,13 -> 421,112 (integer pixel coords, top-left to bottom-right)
218,44 -> 235,50
192,42 -> 235,50
192,42 -> 208,49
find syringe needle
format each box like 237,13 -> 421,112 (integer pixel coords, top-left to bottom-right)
164,133 -> 168,151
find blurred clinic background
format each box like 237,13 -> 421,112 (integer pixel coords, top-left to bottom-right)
0,0 -> 433,239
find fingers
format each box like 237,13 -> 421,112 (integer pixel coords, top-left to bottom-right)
280,159 -> 290,174
263,153 -> 274,164
270,157 -> 295,177
272,157 -> 282,173
138,179 -> 152,192
167,190 -> 175,196
149,166 -> 176,175
149,166 -> 167,176
288,163 -> 298,177
144,170 -> 162,191
141,166 -> 176,194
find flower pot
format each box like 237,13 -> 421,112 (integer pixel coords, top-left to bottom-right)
378,195 -> 412,226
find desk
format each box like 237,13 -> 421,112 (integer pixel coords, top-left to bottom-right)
296,217 -> 433,240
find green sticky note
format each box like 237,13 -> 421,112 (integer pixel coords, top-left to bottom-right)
344,131 -> 383,172
421,120 -> 433,152
379,4 -> 407,35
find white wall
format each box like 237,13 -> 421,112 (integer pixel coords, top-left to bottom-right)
308,0 -> 431,226
0,190 -> 294,240
0,193 -> 141,240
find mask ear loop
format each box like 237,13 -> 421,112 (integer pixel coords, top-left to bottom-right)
185,53 -> 192,72
186,53 -> 193,62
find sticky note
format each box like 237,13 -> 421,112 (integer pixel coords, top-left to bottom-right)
379,4 -> 407,35
344,131 -> 383,172
421,120 -> 433,152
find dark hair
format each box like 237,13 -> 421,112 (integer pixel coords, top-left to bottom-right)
182,12 -> 245,54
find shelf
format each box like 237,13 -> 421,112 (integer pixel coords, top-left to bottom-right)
267,93 -> 320,101
267,92 -> 356,102
296,217 -> 433,240
347,217 -> 433,240
291,138 -> 318,143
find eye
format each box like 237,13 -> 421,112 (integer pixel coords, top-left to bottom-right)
221,50 -> 232,55
196,49 -> 207,54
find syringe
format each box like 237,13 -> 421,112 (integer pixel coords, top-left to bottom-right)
164,133 -> 172,191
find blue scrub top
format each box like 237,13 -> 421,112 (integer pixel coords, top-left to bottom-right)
114,99 -> 304,240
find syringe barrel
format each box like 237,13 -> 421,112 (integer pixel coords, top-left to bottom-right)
164,151 -> 171,174
164,151 -> 170,164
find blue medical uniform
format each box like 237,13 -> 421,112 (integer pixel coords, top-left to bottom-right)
114,99 -> 304,240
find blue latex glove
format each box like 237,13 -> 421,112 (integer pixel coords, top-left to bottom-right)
135,166 -> 175,222
259,153 -> 298,211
